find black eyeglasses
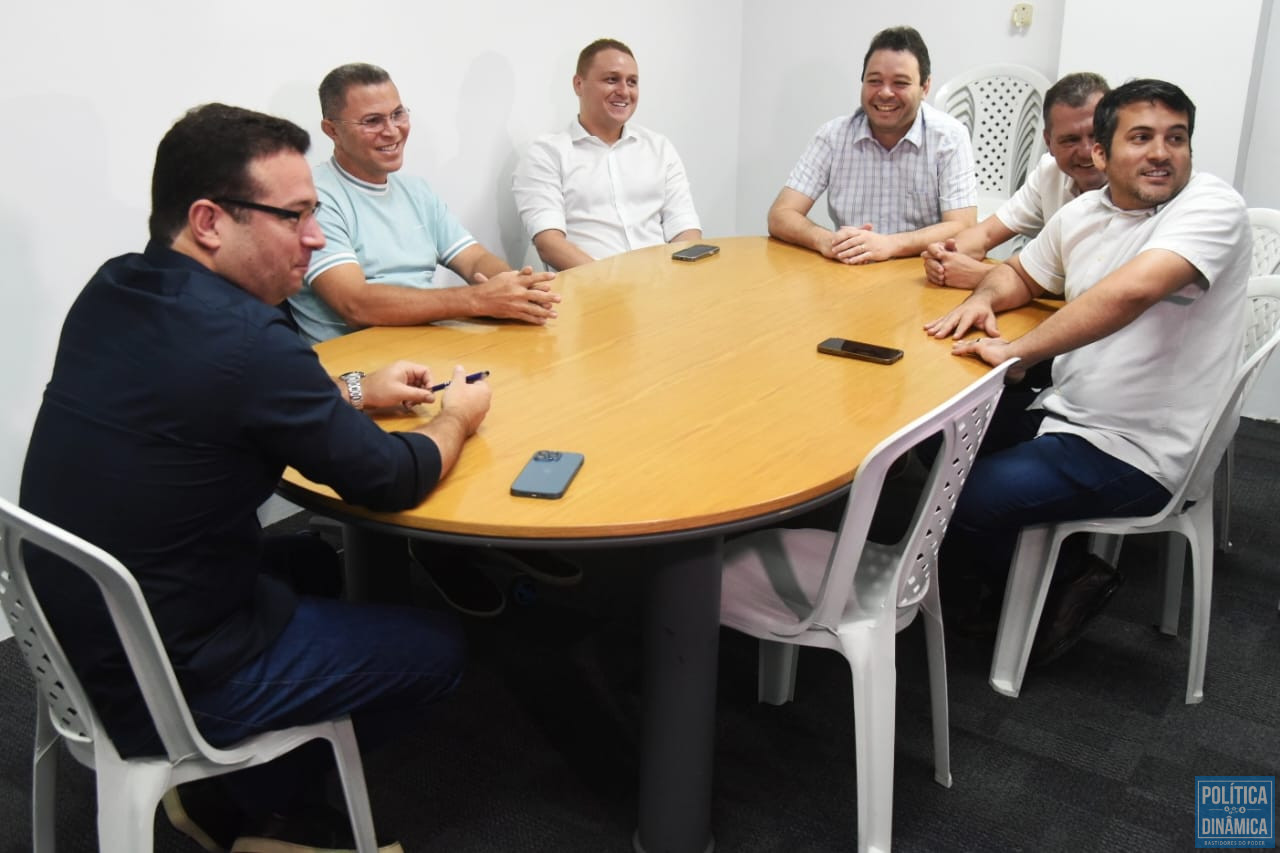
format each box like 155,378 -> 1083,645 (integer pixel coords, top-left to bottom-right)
212,198 -> 322,226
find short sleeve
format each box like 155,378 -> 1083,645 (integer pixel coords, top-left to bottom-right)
784,122 -> 837,201
1017,209 -> 1066,295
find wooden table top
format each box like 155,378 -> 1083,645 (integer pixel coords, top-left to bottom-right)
279,237 -> 1053,540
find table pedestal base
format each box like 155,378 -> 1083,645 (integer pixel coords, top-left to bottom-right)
633,537 -> 721,853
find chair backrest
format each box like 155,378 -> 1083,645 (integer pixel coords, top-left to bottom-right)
1245,275 -> 1280,359
933,65 -> 1052,199
1177,291 -> 1280,506
0,497 -> 224,764
1250,208 -> 1280,277
796,361 -> 1017,634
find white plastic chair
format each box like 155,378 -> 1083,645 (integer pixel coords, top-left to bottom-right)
932,64 -> 1052,220
1215,273 -> 1280,551
0,497 -> 379,853
1250,208 -> 1280,276
989,309 -> 1280,706
721,360 -> 1016,853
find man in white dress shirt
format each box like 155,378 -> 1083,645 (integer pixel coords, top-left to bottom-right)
922,72 -> 1110,289
513,38 -> 702,271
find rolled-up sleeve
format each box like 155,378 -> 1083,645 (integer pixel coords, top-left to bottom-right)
513,138 -> 569,240
660,139 -> 701,239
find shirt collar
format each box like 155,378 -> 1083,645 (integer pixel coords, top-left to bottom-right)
329,156 -> 389,195
570,118 -> 637,147
851,105 -> 926,152
143,239 -> 219,273
1097,183 -> 1181,217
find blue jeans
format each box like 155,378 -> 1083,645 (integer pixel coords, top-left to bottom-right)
176,536 -> 465,819
944,388 -> 1172,589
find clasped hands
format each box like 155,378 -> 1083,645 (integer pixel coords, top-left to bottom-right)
471,266 -> 560,324
825,223 -> 896,265
921,238 -> 990,290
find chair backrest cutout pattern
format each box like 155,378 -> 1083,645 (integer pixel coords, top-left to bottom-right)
0,537 -> 93,742
896,392 -> 999,610
1250,209 -> 1280,276
938,74 -> 1044,197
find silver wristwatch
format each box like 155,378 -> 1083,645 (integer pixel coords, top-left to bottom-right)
340,370 -> 366,410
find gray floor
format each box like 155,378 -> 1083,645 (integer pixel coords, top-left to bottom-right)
2,421 -> 1278,852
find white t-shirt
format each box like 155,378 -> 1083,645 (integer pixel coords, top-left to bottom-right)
512,120 -> 700,265
1019,172 -> 1250,491
994,152 -> 1082,237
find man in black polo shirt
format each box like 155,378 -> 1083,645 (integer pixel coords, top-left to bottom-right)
21,103 -> 490,852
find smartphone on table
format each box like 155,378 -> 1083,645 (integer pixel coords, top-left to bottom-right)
672,244 -> 720,262
817,337 -> 904,365
511,450 -> 585,499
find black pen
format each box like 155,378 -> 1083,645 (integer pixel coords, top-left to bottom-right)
428,370 -> 490,393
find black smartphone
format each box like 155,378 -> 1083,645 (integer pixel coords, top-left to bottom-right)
672,244 -> 720,262
511,450 -> 585,499
817,337 -> 904,365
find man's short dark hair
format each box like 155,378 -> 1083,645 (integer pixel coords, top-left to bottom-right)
1043,71 -> 1110,127
861,26 -> 931,83
576,38 -> 634,78
149,104 -> 310,244
319,62 -> 393,119
1094,78 -> 1196,157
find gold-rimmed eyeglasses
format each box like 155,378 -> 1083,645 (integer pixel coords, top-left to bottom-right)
327,107 -> 411,135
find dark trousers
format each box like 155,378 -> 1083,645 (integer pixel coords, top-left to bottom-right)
942,387 -> 1172,598
179,534 -> 465,819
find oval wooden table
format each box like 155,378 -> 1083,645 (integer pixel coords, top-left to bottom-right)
279,237 -> 1052,852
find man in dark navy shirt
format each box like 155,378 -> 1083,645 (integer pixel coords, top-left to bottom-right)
21,103 -> 490,852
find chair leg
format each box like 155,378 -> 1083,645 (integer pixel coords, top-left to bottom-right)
328,720 -> 379,853
1087,533 -> 1124,567
1214,442 -> 1233,552
1184,506 -> 1215,705
840,624 -> 896,853
96,759 -> 170,853
757,640 -> 799,705
1158,534 -> 1186,636
919,585 -> 951,788
990,525 -> 1062,698
31,699 -> 58,853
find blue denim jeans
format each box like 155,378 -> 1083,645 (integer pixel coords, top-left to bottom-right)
176,535 -> 465,818
944,387 -> 1172,588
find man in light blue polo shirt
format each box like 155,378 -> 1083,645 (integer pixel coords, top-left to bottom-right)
289,62 -> 559,345
768,26 -> 977,265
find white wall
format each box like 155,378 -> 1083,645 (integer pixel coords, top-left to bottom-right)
1059,0 -> 1267,189
1243,0 -> 1280,419
4,0 -> 1278,508
734,0 -> 1065,235
0,0 -> 744,501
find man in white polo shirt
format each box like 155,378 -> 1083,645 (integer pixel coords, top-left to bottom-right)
925,79 -> 1249,661
512,38 -> 702,271
768,25 -> 977,264
289,62 -> 559,345
922,72 -> 1110,289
